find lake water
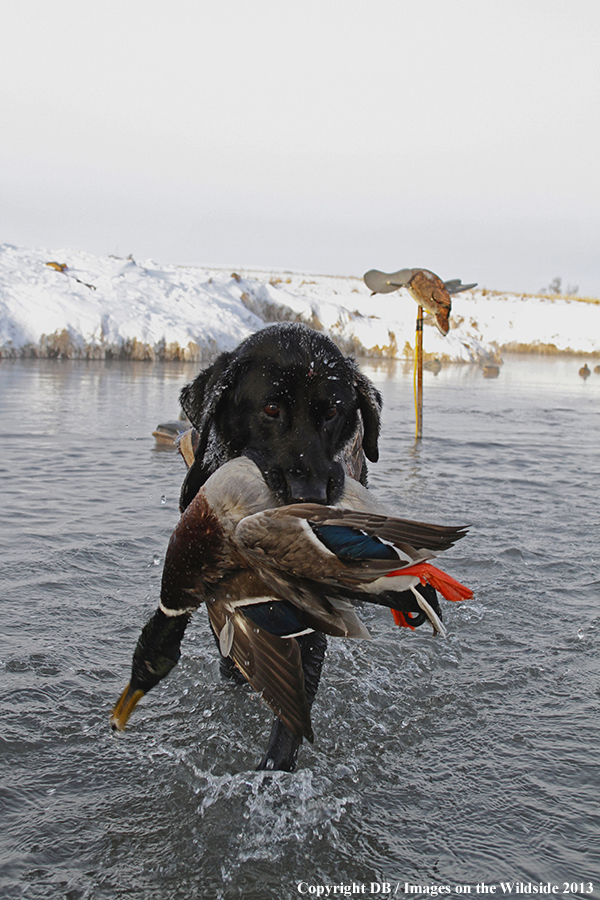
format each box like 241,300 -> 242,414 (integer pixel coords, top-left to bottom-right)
1,355 -> 599,900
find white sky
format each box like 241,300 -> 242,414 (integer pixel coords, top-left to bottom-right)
2,0 -> 599,294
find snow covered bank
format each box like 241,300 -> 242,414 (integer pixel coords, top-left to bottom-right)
1,244 -> 599,363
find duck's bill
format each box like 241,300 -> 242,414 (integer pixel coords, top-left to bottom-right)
110,683 -> 145,731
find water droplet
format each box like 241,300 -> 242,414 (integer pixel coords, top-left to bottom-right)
160,495 -> 167,505
152,555 -> 161,566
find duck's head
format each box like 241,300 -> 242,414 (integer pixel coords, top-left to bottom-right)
110,608 -> 190,731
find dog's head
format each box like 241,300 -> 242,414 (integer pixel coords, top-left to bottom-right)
179,323 -> 382,508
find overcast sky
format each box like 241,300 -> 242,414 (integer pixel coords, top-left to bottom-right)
2,0 -> 599,294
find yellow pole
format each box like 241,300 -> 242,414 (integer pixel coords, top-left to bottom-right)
414,306 -> 423,440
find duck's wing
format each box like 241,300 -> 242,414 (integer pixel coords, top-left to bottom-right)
298,505 -> 469,553
206,601 -> 313,742
230,575 -> 372,641
363,268 -> 415,294
444,279 -> 477,295
215,567 -> 371,641
235,504 -> 468,586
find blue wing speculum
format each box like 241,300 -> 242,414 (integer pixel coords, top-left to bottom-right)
240,599 -> 313,638
311,524 -> 400,561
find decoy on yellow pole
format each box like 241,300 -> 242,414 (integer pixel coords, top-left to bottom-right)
363,267 -> 476,440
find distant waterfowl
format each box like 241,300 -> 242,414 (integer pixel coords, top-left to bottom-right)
594,365 -> 600,375
579,364 -> 591,380
423,358 -> 442,375
482,364 -> 500,379
111,457 -> 472,769
363,268 -> 477,335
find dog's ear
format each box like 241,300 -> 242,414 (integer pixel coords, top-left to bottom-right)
178,352 -> 238,507
354,371 -> 382,463
179,351 -> 235,427
179,458 -> 213,511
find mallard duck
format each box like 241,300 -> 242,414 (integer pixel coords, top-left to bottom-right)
363,268 -> 477,335
111,457 -> 472,768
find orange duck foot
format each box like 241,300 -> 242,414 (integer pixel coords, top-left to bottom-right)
387,562 -> 473,605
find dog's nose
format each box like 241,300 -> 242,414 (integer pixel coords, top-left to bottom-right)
286,476 -> 328,505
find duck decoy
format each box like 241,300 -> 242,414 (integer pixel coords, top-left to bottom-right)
152,411 -> 191,447
363,268 -> 477,336
111,457 -> 472,769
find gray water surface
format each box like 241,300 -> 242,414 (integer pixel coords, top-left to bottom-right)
1,356 -> 599,899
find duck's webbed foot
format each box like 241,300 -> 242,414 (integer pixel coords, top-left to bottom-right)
372,582 -> 442,628
256,632 -> 327,773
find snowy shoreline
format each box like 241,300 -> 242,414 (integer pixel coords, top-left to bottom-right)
1,244 -> 599,363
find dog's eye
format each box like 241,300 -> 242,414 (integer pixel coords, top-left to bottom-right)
325,406 -> 338,420
263,402 -> 280,418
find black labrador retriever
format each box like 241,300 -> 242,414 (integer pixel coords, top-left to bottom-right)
178,322 -> 435,771
179,322 -> 382,511
178,323 -> 384,770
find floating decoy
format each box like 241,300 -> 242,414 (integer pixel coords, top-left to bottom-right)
363,268 -> 477,336
111,457 -> 472,768
152,411 -> 191,447
579,364 -> 591,380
